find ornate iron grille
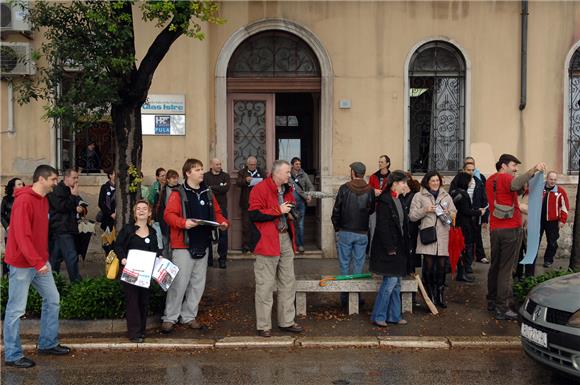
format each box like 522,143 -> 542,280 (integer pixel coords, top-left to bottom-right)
409,42 -> 465,173
233,100 -> 267,170
568,49 -> 580,173
228,31 -> 320,78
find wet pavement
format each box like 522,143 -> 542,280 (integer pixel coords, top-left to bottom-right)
55,253 -> 572,340
2,347 -> 578,385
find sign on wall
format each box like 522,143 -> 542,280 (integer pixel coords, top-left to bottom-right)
141,94 -> 186,136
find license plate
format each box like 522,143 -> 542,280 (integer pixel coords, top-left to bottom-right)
521,323 -> 548,348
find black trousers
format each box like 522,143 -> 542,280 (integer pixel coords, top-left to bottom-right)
122,281 -> 150,339
540,220 -> 560,264
474,222 -> 487,260
209,207 -> 228,262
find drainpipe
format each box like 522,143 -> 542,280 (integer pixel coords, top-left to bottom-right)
519,0 -> 528,111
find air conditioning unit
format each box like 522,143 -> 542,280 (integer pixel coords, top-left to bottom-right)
0,42 -> 35,76
0,1 -> 31,32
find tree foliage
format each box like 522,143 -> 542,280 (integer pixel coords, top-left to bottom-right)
16,0 -> 223,132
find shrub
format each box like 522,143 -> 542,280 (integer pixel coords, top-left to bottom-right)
1,274 -> 167,320
513,268 -> 576,303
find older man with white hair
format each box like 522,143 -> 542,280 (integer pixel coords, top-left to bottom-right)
249,160 -> 303,338
236,156 -> 265,253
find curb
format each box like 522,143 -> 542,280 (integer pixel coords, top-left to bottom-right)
0,317 -> 161,337
4,336 -> 522,352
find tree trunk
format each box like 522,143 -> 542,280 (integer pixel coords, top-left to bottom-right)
111,104 -> 143,229
570,159 -> 580,271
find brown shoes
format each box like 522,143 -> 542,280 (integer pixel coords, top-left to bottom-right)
278,323 -> 304,333
182,319 -> 203,329
161,322 -> 174,334
257,329 -> 272,338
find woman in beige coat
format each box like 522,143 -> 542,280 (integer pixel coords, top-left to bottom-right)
409,171 -> 456,308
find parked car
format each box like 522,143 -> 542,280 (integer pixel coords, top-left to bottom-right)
519,272 -> 580,380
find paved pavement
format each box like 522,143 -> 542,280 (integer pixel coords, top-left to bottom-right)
2,347 -> 578,385
49,253 -> 572,340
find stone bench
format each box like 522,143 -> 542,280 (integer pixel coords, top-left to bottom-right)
295,277 -> 418,316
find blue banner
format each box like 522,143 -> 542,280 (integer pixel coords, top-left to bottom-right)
521,171 -> 544,265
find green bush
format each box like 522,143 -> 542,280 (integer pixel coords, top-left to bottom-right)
513,268 -> 576,303
1,274 -> 167,320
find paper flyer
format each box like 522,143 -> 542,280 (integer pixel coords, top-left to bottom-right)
120,249 -> 157,288
152,257 -> 180,291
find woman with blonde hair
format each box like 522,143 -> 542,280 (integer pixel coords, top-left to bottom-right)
114,200 -> 160,342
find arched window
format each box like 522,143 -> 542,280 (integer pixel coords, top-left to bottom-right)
228,31 -> 320,78
568,49 -> 580,173
408,41 -> 466,173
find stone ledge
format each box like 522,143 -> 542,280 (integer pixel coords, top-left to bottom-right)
378,336 -> 450,349
0,316 -> 161,337
447,336 -> 521,349
297,336 -> 379,348
215,336 -> 295,348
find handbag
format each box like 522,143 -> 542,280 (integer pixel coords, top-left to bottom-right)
419,216 -> 438,245
492,180 -> 515,219
105,250 -> 119,279
419,226 -> 437,245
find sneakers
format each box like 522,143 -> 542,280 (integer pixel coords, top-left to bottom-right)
297,246 -> 305,254
373,320 -> 388,327
543,261 -> 553,268
161,322 -> 174,334
257,329 -> 272,338
495,309 -> 518,321
5,357 -> 35,369
479,258 -> 490,264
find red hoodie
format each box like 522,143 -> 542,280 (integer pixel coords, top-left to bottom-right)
5,186 -> 50,271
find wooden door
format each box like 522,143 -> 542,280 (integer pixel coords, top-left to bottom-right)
227,93 -> 275,250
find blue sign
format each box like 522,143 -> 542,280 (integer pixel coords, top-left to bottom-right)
154,116 -> 171,135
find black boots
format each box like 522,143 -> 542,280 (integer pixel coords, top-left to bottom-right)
435,272 -> 447,309
423,272 -> 437,305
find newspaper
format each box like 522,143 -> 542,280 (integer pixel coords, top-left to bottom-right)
152,258 -> 180,291
120,249 -> 157,288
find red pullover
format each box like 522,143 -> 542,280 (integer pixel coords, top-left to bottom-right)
5,186 -> 50,271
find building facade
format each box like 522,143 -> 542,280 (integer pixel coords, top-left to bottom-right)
2,1 -> 580,257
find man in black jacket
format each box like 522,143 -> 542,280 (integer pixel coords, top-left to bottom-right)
464,157 -> 489,264
204,158 -> 230,268
48,168 -> 84,282
331,162 -> 375,307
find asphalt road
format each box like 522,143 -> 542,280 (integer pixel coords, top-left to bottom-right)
2,347 -> 578,385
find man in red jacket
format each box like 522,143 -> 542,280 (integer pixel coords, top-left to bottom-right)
161,159 -> 228,334
249,160 -> 304,337
540,171 -> 570,268
485,154 -> 545,321
3,165 -> 71,369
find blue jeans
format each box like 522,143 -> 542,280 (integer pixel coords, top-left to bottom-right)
3,265 -> 61,362
294,197 -> 306,248
371,276 -> 402,323
336,231 -> 368,276
49,233 -> 81,282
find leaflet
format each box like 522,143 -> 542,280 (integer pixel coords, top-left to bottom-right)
120,249 -> 157,288
152,257 -> 180,291
190,218 -> 221,227
249,177 -> 263,187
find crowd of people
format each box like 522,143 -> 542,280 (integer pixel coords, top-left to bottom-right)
0,152 -> 571,367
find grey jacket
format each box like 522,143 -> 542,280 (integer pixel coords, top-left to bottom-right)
291,169 -> 315,201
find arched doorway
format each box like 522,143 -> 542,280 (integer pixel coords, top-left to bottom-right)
406,40 -> 467,173
216,21 -> 333,254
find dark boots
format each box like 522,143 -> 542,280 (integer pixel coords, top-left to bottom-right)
435,271 -> 447,309
423,271 -> 437,305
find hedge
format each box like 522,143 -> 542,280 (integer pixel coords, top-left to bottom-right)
1,274 -> 166,320
513,268 -> 577,303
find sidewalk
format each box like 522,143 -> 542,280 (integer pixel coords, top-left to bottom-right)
30,254 -> 569,342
